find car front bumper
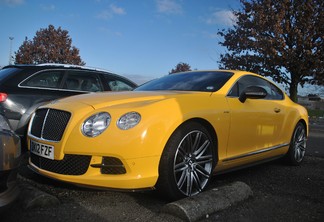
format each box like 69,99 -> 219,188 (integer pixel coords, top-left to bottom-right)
28,154 -> 160,190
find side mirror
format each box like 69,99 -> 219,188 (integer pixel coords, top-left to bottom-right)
239,86 -> 267,103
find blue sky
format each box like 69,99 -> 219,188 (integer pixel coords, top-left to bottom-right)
0,0 -> 240,84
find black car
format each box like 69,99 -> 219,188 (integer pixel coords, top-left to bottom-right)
0,64 -> 137,148
0,114 -> 21,211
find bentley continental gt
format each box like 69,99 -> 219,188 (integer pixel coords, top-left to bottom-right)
27,70 -> 308,200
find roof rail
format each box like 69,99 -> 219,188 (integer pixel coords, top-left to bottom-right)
36,63 -> 112,73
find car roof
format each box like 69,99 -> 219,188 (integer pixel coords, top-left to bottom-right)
1,63 -> 138,87
2,63 -> 113,73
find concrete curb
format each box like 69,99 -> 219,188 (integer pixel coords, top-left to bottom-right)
18,182 -> 60,209
162,181 -> 253,222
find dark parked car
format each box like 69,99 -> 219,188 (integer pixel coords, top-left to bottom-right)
0,114 -> 21,211
0,64 -> 137,148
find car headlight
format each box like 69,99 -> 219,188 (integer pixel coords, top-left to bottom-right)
117,112 -> 141,130
82,112 -> 111,137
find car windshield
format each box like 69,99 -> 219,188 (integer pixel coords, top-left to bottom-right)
135,71 -> 234,92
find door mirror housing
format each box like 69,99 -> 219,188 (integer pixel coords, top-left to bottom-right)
239,86 -> 267,103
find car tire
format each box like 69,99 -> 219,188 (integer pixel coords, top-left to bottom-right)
284,122 -> 307,166
156,121 -> 216,200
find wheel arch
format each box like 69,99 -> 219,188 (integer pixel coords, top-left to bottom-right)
297,118 -> 308,137
283,118 -> 308,165
156,117 -> 219,199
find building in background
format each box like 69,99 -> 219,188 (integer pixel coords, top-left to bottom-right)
298,95 -> 324,111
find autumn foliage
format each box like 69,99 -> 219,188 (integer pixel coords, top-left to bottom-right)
15,25 -> 85,66
218,0 -> 323,102
169,62 -> 192,74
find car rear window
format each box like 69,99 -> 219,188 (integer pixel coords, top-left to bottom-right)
0,67 -> 21,83
20,71 -> 64,88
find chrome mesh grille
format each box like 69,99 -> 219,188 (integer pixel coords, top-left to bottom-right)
30,108 -> 71,141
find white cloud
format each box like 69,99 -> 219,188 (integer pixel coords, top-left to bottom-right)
98,27 -> 123,38
97,10 -> 113,20
1,0 -> 24,6
110,4 -> 126,15
41,4 -> 55,11
205,9 -> 236,26
96,4 -> 126,20
156,0 -> 183,15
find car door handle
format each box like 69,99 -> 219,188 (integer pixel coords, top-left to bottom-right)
274,108 -> 281,113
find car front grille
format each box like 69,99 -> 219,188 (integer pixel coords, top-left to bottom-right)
30,153 -> 91,175
30,108 -> 71,141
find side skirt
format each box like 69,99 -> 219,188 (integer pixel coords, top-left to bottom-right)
222,143 -> 289,162
214,154 -> 285,176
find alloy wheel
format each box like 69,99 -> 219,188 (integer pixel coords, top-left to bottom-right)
173,130 -> 213,196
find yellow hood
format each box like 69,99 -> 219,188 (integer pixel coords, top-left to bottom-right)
48,90 -> 207,110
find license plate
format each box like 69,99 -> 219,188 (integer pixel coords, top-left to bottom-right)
30,140 -> 54,160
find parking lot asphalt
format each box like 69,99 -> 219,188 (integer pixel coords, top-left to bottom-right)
1,123 -> 324,222
14,161 -> 253,222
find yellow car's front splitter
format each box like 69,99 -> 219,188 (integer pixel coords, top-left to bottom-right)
28,155 -> 160,191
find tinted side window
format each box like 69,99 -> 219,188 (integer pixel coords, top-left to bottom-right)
268,82 -> 284,100
63,71 -> 103,92
108,80 -> 134,91
228,75 -> 283,100
104,75 -> 136,91
20,71 -> 63,88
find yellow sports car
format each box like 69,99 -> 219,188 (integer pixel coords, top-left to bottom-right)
27,70 -> 308,200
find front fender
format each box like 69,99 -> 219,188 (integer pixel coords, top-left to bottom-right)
60,98 -> 185,160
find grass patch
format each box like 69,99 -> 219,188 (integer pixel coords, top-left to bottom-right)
308,109 -> 324,118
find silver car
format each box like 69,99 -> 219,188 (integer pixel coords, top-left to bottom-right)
0,114 -> 21,210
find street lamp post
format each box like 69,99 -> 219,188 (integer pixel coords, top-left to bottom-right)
9,37 -> 14,65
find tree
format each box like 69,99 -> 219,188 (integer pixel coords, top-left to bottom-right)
169,62 -> 192,74
15,25 -> 85,65
218,0 -> 323,102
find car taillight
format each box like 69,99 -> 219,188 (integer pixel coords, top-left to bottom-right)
0,93 -> 8,102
